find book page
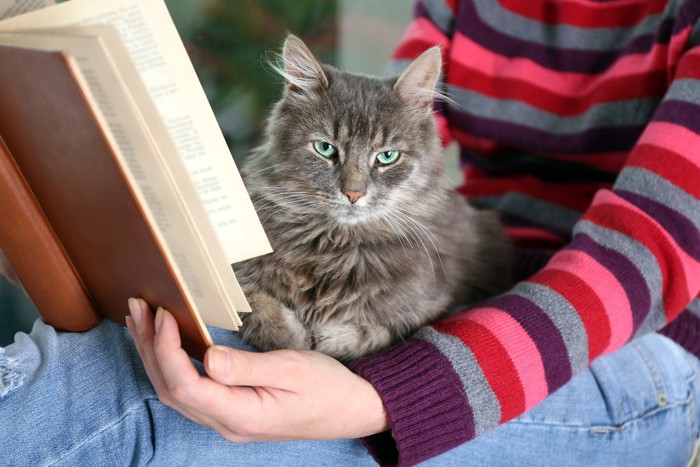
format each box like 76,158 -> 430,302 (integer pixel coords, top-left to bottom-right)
0,0 -> 271,264
0,30 -> 245,329
0,0 -> 53,20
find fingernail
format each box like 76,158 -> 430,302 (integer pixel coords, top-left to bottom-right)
155,307 -> 164,333
128,298 -> 143,323
207,346 -> 230,375
125,315 -> 134,334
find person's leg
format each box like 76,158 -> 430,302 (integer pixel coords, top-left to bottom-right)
424,333 -> 700,466
3,320 -> 698,466
0,320 -> 374,466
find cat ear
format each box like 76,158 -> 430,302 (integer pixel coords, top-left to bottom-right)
280,34 -> 329,94
393,46 -> 442,111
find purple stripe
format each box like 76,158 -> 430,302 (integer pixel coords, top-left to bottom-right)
659,308 -> 700,358
454,1 -> 674,73
449,108 -> 645,153
460,147 -> 618,182
484,294 -> 572,392
571,233 -> 651,333
617,190 -> 700,262
415,1 -> 452,36
350,338 -> 476,465
677,1 -> 700,36
652,100 -> 700,134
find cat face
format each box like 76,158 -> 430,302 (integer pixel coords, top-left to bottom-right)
246,35 -> 447,227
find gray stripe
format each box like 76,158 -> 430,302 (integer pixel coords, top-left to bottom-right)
474,193 -> 582,231
574,220 -> 667,336
423,0 -> 455,35
617,167 -> 700,233
416,327 -> 501,436
448,86 -> 657,134
664,78 -> 700,103
687,299 -> 700,319
473,0 -> 667,51
511,282 -> 589,375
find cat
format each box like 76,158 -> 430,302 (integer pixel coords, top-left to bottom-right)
234,35 -> 514,362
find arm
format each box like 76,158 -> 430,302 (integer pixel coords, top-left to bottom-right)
350,7 -> 700,466
127,3 -> 700,466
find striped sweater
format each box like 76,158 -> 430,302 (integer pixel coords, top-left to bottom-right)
349,0 -> 700,465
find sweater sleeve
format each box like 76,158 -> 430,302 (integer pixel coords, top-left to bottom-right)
350,5 -> 700,466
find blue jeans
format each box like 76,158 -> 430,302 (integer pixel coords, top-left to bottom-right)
1,320 -> 699,466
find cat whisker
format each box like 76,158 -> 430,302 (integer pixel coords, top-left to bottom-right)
243,164 -> 277,178
386,211 -> 437,284
403,215 -> 448,282
380,213 -> 410,255
393,209 -> 447,285
384,215 -> 410,249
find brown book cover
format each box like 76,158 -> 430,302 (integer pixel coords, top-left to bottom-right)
0,134 -> 99,331
0,46 -> 210,360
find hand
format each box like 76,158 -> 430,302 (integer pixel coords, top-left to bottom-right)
126,298 -> 389,442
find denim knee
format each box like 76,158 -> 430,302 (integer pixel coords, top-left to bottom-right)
0,347 -> 25,397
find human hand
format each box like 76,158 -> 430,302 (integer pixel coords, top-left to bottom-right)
126,298 -> 389,442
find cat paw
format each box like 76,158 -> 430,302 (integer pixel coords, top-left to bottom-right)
312,324 -> 392,361
240,300 -> 311,351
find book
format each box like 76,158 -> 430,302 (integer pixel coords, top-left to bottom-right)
0,0 -> 272,360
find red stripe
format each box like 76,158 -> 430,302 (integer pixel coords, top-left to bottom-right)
392,17 -> 451,61
628,144 -> 700,200
448,65 -> 667,116
497,0 -> 668,28
676,51 -> 700,80
542,151 -> 628,174
505,227 -> 564,248
450,33 -> 669,97
583,200 -> 690,318
433,320 -> 526,423
394,39 -> 443,61
457,174 -> 606,212
529,269 -> 610,361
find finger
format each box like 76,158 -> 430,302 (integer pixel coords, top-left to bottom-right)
204,345 -> 309,389
150,309 -> 266,433
152,308 -> 217,403
127,299 -> 171,401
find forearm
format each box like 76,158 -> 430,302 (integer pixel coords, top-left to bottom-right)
351,20 -> 700,467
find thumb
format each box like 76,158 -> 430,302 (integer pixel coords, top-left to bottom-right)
204,345 -> 301,388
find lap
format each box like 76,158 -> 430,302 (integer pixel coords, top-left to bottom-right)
427,333 -> 700,466
1,320 -> 698,466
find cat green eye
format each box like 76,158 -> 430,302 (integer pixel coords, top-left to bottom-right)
313,141 -> 338,158
376,150 -> 400,165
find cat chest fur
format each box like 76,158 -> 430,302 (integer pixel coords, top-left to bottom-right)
239,224 -> 449,329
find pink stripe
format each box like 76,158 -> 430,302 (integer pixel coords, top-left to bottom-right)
547,250 -> 633,355
451,33 -> 668,96
592,190 -> 700,301
402,17 -> 451,50
638,122 -> 700,167
444,308 -> 548,409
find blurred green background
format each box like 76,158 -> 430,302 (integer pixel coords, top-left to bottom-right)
0,0 -> 413,346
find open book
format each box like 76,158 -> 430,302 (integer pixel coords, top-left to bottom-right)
0,0 -> 272,360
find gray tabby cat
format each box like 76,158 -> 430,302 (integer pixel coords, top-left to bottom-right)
235,35 -> 513,362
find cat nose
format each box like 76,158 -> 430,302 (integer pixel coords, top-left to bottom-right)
344,191 -> 365,204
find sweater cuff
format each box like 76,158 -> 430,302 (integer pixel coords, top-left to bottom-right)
350,337 -> 475,466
